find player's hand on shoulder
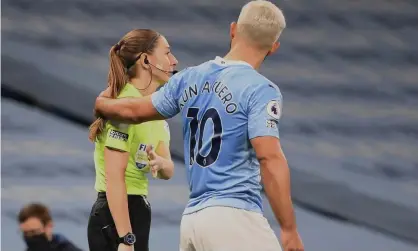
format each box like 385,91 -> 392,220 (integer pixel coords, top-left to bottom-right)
146,145 -> 165,178
280,228 -> 304,251
99,87 -> 112,98
94,87 -> 112,118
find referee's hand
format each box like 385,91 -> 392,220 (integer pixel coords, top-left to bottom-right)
118,243 -> 133,251
146,145 -> 165,178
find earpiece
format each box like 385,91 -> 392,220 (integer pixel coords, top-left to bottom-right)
143,55 -> 177,75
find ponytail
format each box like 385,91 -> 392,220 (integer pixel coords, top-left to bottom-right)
88,43 -> 127,142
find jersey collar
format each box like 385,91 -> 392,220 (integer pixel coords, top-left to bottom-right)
213,56 -> 253,68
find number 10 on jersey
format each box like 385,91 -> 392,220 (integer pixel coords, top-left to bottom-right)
187,107 -> 223,167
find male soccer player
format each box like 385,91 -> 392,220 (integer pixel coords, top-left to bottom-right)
95,1 -> 304,250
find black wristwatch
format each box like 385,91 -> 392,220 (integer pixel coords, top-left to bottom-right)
117,232 -> 136,246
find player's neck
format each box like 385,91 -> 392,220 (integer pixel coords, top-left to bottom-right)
130,77 -> 158,96
224,43 -> 267,70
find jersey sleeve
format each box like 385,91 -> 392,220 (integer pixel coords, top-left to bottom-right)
247,83 -> 283,140
104,121 -> 133,152
151,69 -> 186,119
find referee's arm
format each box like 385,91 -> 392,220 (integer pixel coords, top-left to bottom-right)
104,147 -> 132,238
103,123 -> 134,242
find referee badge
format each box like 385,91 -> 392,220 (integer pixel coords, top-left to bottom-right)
135,143 -> 150,171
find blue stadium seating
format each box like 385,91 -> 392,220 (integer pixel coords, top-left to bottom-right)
2,0 -> 418,248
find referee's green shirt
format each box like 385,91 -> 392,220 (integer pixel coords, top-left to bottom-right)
93,83 -> 170,195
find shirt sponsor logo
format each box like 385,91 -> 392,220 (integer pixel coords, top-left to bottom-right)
109,130 -> 129,141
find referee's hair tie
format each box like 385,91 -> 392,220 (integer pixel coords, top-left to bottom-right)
114,40 -> 125,51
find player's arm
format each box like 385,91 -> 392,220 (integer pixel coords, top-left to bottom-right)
247,84 -> 298,232
95,70 -> 185,123
96,94 -> 163,124
251,137 -> 296,231
103,123 -> 133,241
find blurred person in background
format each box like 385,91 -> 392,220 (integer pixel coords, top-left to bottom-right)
87,29 -> 178,251
94,1 -> 304,251
18,203 -> 83,251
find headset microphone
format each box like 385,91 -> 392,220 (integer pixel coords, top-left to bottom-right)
144,57 -> 177,75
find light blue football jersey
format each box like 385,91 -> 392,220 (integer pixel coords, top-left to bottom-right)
151,57 -> 283,215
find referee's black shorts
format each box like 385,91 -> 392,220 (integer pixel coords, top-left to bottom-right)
87,192 -> 151,251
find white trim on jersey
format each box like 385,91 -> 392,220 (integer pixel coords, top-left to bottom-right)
212,56 -> 253,68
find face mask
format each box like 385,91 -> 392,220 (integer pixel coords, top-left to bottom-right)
24,233 -> 50,251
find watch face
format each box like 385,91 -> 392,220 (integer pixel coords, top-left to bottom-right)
125,233 -> 136,245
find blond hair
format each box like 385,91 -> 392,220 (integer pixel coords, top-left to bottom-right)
237,0 -> 286,49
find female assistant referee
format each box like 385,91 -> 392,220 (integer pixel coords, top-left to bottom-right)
87,29 -> 178,251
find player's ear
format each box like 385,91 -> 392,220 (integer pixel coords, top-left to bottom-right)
267,41 -> 280,56
230,22 -> 237,39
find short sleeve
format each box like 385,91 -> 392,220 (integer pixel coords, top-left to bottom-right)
151,69 -> 186,118
247,83 -> 283,140
104,121 -> 133,152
